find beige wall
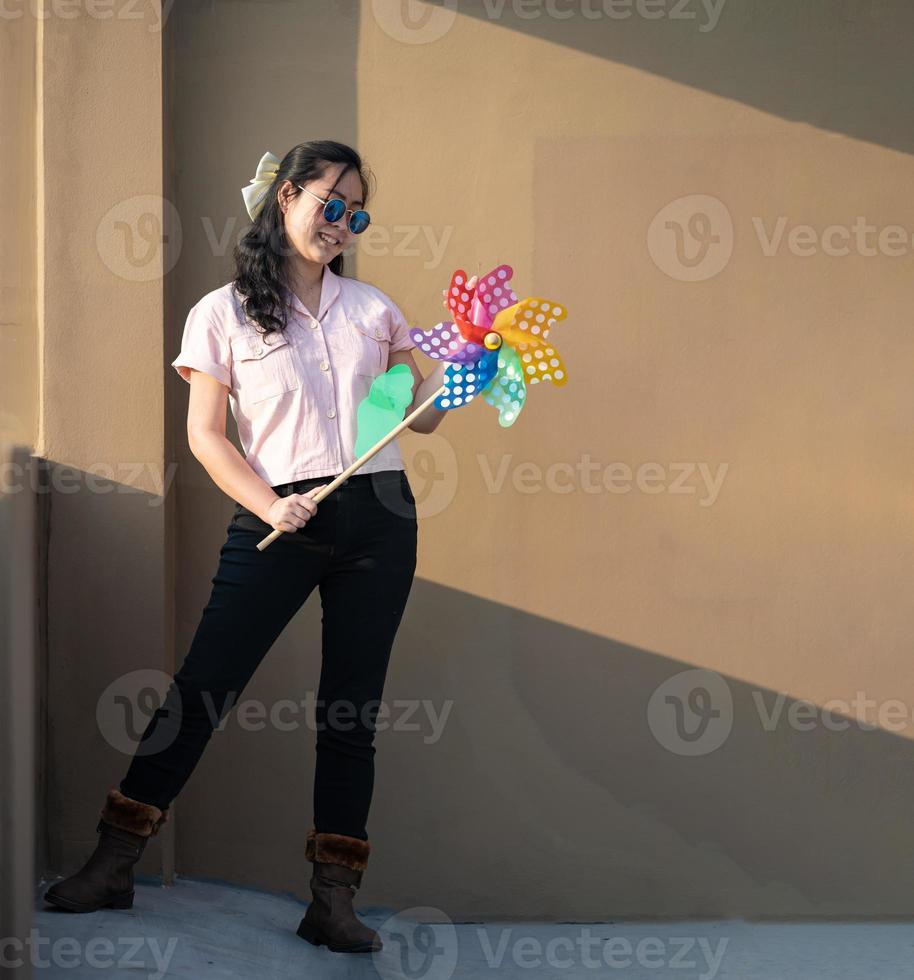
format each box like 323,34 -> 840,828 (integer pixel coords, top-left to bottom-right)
21,0 -> 914,920
0,4 -> 38,449
171,1 -> 914,918
376,7 -> 914,914
11,5 -> 175,881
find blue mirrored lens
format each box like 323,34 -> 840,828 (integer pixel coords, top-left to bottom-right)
349,210 -> 370,234
323,199 -> 346,222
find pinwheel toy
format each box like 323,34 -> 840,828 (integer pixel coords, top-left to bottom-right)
256,263 -> 568,550
408,263 -> 568,427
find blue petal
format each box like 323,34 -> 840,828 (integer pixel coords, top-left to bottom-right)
434,350 -> 499,410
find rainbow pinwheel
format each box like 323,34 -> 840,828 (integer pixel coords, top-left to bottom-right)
408,264 -> 568,426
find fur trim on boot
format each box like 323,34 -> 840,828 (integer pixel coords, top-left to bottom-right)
100,789 -> 170,838
305,828 -> 370,872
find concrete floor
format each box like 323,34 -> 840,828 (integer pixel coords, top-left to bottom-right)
29,876 -> 914,978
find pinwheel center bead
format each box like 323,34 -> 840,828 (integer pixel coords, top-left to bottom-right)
483,331 -> 502,350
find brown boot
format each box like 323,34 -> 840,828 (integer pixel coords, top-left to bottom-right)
43,789 -> 169,913
296,829 -> 382,953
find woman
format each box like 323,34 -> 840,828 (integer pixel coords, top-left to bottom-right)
44,140 -> 463,955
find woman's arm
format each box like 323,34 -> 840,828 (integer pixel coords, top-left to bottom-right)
185,370 -> 281,522
388,350 -> 448,435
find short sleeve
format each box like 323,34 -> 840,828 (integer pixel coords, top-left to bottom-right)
388,299 -> 417,354
171,300 -> 232,387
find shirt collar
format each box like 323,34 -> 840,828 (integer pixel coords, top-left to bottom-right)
282,264 -> 342,321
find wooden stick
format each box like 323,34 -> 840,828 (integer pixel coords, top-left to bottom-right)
255,383 -> 447,551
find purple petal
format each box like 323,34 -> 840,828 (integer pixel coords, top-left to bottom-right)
410,322 -> 485,366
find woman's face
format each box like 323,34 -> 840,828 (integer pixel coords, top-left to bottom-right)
280,163 -> 364,266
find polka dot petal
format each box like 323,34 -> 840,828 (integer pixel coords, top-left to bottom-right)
491,295 -> 568,350
475,264 -> 519,314
433,349 -> 499,410
520,337 -> 568,387
409,322 -> 485,365
445,268 -> 477,323
482,344 -> 527,427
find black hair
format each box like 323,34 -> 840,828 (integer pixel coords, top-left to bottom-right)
231,140 -> 375,338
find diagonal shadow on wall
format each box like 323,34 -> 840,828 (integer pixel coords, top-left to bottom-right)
172,569 -> 914,920
363,578 -> 914,919
419,0 -> 914,156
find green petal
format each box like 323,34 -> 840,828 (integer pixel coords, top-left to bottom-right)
354,364 -> 416,457
482,345 -> 526,427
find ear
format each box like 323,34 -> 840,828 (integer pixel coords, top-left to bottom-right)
277,179 -> 297,214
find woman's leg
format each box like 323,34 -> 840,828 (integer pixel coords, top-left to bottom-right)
119,502 -> 334,810
45,497 -> 337,913
312,471 -> 418,840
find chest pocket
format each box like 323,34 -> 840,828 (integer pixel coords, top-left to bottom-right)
347,318 -> 390,378
230,332 -> 301,403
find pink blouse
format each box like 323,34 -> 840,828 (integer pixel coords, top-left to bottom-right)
171,265 -> 417,487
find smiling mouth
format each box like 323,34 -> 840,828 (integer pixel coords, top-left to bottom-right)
318,232 -> 340,246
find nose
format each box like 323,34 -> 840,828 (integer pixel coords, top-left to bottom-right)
326,214 -> 347,234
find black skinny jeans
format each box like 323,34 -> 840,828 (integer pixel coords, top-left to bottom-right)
119,469 -> 417,841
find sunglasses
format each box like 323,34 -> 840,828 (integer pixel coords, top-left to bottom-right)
297,185 -> 371,235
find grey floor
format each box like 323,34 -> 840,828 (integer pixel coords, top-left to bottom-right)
30,876 -> 914,978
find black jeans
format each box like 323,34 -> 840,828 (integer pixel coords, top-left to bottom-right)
119,469 -> 417,841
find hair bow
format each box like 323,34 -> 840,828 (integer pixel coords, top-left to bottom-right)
241,150 -> 281,221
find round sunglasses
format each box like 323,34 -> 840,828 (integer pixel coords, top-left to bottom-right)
297,185 -> 371,235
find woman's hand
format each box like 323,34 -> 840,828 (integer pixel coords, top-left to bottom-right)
264,485 -> 327,533
441,274 -> 478,310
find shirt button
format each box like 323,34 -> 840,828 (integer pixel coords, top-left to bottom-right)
327,408 -> 336,419
375,329 -> 383,338
254,345 -> 263,354
310,322 -> 319,330
320,361 -> 329,371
